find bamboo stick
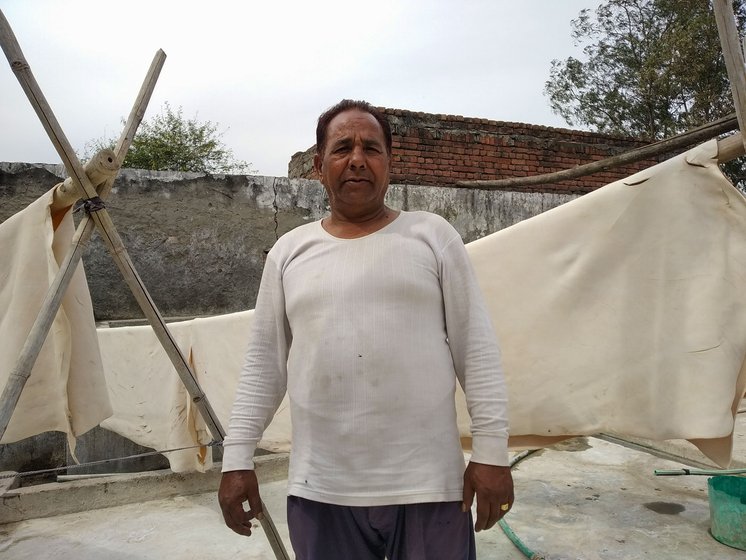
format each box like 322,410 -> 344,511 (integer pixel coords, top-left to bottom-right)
457,114 -> 740,189
0,14 -> 289,558
717,131 -> 746,162
714,0 -> 746,154
51,148 -> 118,212
0,45 -> 166,442
0,11 -> 230,442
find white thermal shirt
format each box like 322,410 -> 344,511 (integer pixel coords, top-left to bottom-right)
222,210 -> 509,506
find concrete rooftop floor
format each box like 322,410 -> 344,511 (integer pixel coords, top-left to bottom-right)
1,408 -> 744,560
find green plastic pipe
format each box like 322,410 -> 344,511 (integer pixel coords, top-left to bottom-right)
654,468 -> 746,476
497,450 -> 543,559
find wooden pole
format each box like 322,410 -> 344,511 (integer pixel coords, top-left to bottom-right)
717,131 -> 746,162
713,0 -> 746,154
0,48 -> 166,443
51,148 -> 118,212
0,9 -> 227,441
457,114 -> 739,189
0,12 -> 290,559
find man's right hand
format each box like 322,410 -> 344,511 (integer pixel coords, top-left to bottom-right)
218,470 -> 264,536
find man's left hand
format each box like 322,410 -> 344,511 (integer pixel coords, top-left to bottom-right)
462,461 -> 514,532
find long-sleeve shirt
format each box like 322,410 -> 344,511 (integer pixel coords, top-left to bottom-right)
222,210 -> 509,506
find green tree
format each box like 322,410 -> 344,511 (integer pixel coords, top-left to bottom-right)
545,0 -> 746,140
85,102 -> 254,174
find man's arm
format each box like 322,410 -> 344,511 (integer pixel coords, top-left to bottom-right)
439,228 -> 513,531
219,254 -> 290,535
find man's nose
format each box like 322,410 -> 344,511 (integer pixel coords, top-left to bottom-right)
349,144 -> 366,168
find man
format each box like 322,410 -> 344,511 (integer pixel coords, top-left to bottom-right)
219,99 -> 513,560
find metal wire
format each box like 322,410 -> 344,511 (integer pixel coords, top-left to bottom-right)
0,440 -> 222,480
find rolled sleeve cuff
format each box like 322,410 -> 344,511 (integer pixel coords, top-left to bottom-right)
470,434 -> 509,466
220,438 -> 257,472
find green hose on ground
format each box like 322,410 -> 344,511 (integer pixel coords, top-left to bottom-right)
497,517 -> 542,559
497,449 -> 543,559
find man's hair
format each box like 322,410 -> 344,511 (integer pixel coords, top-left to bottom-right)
316,100 -> 392,156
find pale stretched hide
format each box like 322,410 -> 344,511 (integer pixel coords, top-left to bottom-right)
97,319 -> 198,472
464,139 -> 746,467
0,188 -> 111,448
98,311 -> 291,472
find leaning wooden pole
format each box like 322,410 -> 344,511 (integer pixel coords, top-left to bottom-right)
714,0 -> 746,151
0,7 -> 225,447
0,11 -> 290,559
0,50 -> 165,442
717,130 -> 746,162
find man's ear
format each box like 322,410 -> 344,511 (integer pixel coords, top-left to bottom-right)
313,153 -> 322,179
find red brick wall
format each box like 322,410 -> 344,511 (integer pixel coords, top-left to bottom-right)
288,107 -> 674,194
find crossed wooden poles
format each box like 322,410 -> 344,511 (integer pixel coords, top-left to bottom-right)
0,10 -> 289,560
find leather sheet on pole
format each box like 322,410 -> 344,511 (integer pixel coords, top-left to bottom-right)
97,311 -> 292,472
0,188 -> 111,447
463,139 -> 746,467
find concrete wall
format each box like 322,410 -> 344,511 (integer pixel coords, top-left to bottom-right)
0,163 -> 577,321
0,162 -> 578,476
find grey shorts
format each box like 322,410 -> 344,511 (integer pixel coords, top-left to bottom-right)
287,495 -> 476,560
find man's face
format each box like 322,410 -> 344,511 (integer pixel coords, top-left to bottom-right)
314,109 -> 391,219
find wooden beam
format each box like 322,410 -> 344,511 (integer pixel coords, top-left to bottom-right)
714,0 -> 746,154
717,131 -> 746,162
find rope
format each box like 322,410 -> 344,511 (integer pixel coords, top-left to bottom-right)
73,195 -> 106,215
0,440 -> 222,480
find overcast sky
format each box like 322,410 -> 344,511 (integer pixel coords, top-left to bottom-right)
1,1 -> 601,177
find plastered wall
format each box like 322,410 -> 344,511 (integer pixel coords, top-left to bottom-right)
0,163 -> 577,321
